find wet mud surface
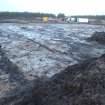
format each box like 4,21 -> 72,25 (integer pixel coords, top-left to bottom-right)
0,23 -> 105,79
0,23 -> 105,105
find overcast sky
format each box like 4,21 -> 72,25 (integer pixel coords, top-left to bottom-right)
0,0 -> 105,16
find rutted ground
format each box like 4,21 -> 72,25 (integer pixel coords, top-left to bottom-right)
1,48 -> 105,105
0,23 -> 105,79
0,23 -> 105,105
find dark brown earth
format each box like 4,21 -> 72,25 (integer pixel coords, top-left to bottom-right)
87,31 -> 105,44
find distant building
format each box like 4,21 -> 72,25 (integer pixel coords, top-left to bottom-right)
78,18 -> 88,23
42,16 -> 49,22
48,17 -> 58,23
65,17 -> 71,23
65,17 -> 78,23
42,17 -> 59,23
42,17 -> 65,23
71,18 -> 76,22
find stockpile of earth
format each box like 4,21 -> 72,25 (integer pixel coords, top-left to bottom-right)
87,31 -> 105,44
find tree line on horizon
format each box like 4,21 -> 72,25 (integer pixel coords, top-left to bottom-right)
0,12 -> 65,19
0,12 -> 105,20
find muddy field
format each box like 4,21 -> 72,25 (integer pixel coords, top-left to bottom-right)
0,23 -> 105,79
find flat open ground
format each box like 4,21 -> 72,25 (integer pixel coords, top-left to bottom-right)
0,23 -> 105,79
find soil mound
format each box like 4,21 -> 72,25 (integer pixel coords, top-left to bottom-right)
87,31 -> 105,44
